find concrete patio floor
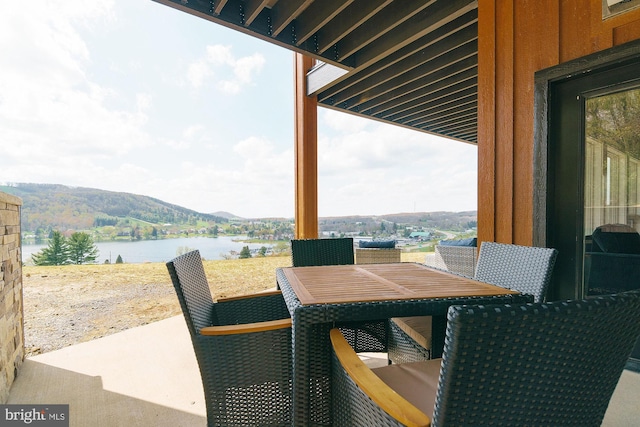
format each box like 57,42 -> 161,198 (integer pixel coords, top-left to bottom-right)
7,315 -> 640,426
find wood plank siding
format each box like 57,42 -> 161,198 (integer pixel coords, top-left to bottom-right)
477,0 -> 640,246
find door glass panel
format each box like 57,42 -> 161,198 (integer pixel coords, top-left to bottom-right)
584,88 -> 640,295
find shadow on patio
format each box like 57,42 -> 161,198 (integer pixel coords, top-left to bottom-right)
8,314 -> 640,426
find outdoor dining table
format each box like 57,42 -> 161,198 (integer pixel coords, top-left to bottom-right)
276,262 -> 534,427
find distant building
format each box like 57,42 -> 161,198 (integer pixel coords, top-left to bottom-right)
409,231 -> 431,240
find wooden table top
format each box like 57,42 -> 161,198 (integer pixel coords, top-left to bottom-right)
280,263 -> 519,305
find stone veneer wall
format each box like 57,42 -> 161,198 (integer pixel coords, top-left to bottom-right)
0,191 -> 23,403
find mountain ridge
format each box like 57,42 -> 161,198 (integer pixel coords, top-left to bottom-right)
0,183 -> 477,233
0,183 -> 228,232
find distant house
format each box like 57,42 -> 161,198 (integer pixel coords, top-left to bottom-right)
409,232 -> 431,241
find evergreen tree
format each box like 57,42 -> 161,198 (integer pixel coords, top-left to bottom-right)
67,232 -> 99,264
176,246 -> 195,256
31,231 -> 71,266
115,255 -> 124,264
239,246 -> 252,259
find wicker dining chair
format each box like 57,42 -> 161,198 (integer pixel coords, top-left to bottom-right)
290,237 -> 386,353
431,244 -> 477,277
332,289 -> 640,427
290,237 -> 355,266
389,241 -> 558,364
166,250 -> 292,427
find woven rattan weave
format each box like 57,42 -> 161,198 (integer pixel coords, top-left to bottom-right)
432,245 -> 477,276
290,237 -> 387,361
332,289 -> 640,427
389,242 -> 558,364
277,263 -> 531,426
167,250 -> 292,427
355,248 -> 401,264
291,238 -> 354,267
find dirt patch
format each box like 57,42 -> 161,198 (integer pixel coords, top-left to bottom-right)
22,252 -> 427,356
22,256 -> 292,356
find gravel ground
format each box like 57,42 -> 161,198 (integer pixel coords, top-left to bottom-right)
21,253 -> 428,357
20,257 -> 292,356
22,271 -> 181,356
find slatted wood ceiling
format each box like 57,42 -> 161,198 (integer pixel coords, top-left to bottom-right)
153,0 -> 479,144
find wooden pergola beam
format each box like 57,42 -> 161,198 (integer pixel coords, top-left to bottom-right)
294,53 -> 318,239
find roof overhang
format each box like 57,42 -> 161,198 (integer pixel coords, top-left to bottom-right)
153,0 -> 478,144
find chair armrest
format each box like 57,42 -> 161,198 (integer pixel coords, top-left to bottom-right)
330,329 -> 431,427
217,289 -> 282,302
201,318 -> 292,336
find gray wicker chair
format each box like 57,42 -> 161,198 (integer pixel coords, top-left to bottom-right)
390,242 -> 558,363
432,244 -> 477,276
332,289 -> 640,427
474,241 -> 559,302
166,250 -> 292,427
290,237 -> 386,353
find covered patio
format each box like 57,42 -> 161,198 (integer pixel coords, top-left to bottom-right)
7,314 -> 640,426
4,0 -> 640,424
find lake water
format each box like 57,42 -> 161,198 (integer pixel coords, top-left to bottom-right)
22,236 -> 275,264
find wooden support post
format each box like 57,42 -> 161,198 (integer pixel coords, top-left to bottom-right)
294,53 -> 318,239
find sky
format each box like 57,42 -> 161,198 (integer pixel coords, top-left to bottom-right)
0,0 -> 478,219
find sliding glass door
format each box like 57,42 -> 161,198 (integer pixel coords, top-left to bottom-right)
542,51 -> 640,370
583,88 -> 640,296
545,58 -> 640,301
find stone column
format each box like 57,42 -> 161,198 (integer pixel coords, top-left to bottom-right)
0,191 -> 23,403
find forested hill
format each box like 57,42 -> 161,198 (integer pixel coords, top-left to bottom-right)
0,183 -> 228,232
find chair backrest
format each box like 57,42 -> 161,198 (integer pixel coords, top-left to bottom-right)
166,249 -> 214,336
291,237 -> 354,267
474,241 -> 558,302
592,223 -> 640,254
433,289 -> 640,426
433,245 -> 477,277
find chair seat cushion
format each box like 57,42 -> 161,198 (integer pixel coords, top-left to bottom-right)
390,316 -> 432,349
372,359 -> 442,417
438,237 -> 477,247
358,240 -> 396,249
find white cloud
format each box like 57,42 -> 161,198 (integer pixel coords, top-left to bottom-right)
317,110 -> 477,216
160,124 -> 215,150
234,136 -> 273,158
136,93 -> 152,112
0,0 -> 152,173
187,60 -> 213,89
183,124 -> 206,139
186,45 -> 265,94
205,44 -> 236,64
322,109 -> 369,133
146,135 -> 294,217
